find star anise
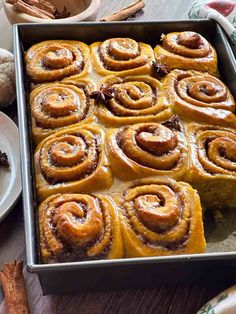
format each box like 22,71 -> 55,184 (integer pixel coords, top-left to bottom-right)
89,86 -> 115,103
54,6 -> 71,19
162,115 -> 181,132
0,150 -> 9,168
152,61 -> 170,79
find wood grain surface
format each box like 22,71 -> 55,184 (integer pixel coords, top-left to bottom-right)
0,1 -> 231,313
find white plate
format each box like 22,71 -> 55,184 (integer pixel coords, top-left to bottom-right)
0,111 -> 21,222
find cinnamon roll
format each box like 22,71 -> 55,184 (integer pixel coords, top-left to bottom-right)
163,70 -> 236,128
34,124 -> 113,201
39,193 -> 123,263
106,118 -> 187,180
30,79 -> 96,144
185,123 -> 236,209
90,38 -> 154,76
114,178 -> 205,257
25,40 -> 90,83
95,75 -> 172,126
154,31 -> 218,75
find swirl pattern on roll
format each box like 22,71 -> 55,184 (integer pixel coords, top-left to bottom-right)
163,69 -> 236,128
25,40 -> 90,82
115,178 -> 205,257
96,75 -> 172,126
188,124 -> 236,176
90,38 -> 154,76
154,32 -> 218,75
35,124 -> 113,201
106,121 -> 187,180
39,193 -> 123,263
185,123 -> 236,209
30,80 -> 95,143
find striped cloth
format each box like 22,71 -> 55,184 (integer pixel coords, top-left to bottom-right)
189,0 -> 236,44
197,286 -> 236,314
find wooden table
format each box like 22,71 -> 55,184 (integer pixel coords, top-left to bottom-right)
0,1 -> 230,313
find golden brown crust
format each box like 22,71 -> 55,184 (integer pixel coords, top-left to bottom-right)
113,178 -> 206,257
162,69 -> 236,128
25,40 -> 91,82
21,35 -> 235,263
35,124 -> 113,201
90,38 -> 154,77
185,122 -> 236,209
39,193 -> 124,263
154,32 -> 218,75
106,121 -> 188,180
96,75 -> 172,126
30,79 -> 96,144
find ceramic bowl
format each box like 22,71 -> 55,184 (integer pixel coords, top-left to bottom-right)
4,0 -> 100,24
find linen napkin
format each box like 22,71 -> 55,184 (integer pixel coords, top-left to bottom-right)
189,0 -> 236,45
197,285 -> 236,314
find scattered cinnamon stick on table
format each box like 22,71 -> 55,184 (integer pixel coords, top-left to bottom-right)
0,261 -> 30,314
100,0 -> 145,21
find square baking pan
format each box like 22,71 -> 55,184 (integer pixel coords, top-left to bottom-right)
14,20 -> 236,295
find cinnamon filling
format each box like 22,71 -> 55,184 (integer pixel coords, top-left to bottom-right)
43,195 -> 113,263
98,38 -> 147,71
198,131 -> 236,175
117,123 -> 181,171
135,191 -> 179,231
177,33 -> 203,49
108,38 -> 140,60
43,48 -> 74,69
199,82 -> 219,96
40,133 -> 99,184
136,125 -> 177,155
122,183 -> 189,250
106,80 -> 158,117
42,92 -> 78,117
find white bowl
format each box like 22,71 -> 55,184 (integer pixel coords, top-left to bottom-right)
4,0 -> 100,24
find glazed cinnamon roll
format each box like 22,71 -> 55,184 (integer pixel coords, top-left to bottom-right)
163,70 -> 236,128
114,178 -> 205,257
95,75 -> 172,126
25,40 -> 90,83
185,123 -> 236,209
106,118 -> 187,180
90,38 -> 154,76
30,79 -> 96,144
34,124 -> 113,201
154,31 -> 218,75
39,193 -> 124,263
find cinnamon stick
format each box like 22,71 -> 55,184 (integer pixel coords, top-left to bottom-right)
23,0 -> 38,5
14,0 -> 55,19
7,0 -> 65,19
0,261 -> 30,314
31,3 -> 55,18
100,0 -> 145,22
33,0 -> 56,15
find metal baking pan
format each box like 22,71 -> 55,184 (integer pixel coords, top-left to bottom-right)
222,32 -> 236,60
14,20 -> 236,295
